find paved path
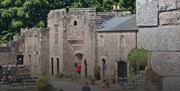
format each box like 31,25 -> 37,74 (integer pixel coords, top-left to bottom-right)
50,81 -> 111,91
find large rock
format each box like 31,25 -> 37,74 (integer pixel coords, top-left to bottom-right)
136,0 -> 158,26
151,52 -> 180,76
159,11 -> 180,25
159,0 -> 177,11
138,26 -> 180,51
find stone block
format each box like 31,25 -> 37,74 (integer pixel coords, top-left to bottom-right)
159,0 -> 177,11
136,0 -> 158,26
151,52 -> 180,76
138,26 -> 180,51
163,77 -> 180,91
160,11 -> 180,25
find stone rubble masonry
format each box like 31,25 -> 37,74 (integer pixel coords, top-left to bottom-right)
136,0 -> 159,26
160,11 -> 180,25
138,26 -> 180,51
159,0 -> 180,11
137,0 -> 180,90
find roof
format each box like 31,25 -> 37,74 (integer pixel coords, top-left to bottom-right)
97,15 -> 138,32
0,47 -> 11,52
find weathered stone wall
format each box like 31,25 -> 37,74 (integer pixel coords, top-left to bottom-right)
137,0 -> 180,91
47,8 -> 115,77
23,28 -> 49,75
0,47 -> 15,65
97,32 -> 137,80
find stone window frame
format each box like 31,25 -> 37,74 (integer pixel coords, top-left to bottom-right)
118,34 -> 126,48
99,34 -> 105,47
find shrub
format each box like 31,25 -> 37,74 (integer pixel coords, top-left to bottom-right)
128,48 -> 149,74
35,75 -> 55,91
56,73 -> 64,78
145,68 -> 163,89
94,65 -> 101,80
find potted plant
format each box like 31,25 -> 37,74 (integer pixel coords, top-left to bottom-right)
94,64 -> 101,80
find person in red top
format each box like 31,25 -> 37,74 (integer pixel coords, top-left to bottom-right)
75,63 -> 81,78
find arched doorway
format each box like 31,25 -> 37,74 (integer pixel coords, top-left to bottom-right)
84,60 -> 87,78
117,61 -> 127,81
75,53 -> 83,60
57,58 -> 59,74
102,59 -> 106,80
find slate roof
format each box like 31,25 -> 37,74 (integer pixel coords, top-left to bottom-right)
97,15 -> 138,32
0,47 -> 11,52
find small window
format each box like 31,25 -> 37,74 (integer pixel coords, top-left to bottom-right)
74,21 -> 77,26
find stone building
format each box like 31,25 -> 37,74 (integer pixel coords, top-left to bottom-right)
47,8 -> 112,77
22,28 -> 49,75
97,15 -> 138,80
137,0 -> 180,91
47,8 -> 131,77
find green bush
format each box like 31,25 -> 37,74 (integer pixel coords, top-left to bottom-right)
56,73 -> 64,78
35,75 -> 55,91
128,48 -> 149,74
94,64 -> 101,80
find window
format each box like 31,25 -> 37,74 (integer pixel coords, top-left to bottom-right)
118,35 -> 126,48
54,24 -> 58,32
99,35 -> 104,47
54,33 -> 59,44
74,21 -> 77,26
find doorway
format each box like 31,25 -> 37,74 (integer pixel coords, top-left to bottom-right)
117,61 -> 127,81
102,59 -> 106,80
51,58 -> 54,75
57,58 -> 59,74
84,60 -> 87,78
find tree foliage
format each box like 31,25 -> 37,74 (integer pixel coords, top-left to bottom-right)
128,48 -> 149,74
0,0 -> 136,43
128,48 -> 149,66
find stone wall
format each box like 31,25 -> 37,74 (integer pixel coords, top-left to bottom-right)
137,0 -> 180,91
47,8 -> 115,77
97,32 -> 137,80
0,47 -> 15,65
23,28 -> 49,75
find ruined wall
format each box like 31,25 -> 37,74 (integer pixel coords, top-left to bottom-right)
97,32 -> 137,79
48,8 -> 98,76
137,0 -> 180,91
0,47 -> 15,65
23,28 -> 49,75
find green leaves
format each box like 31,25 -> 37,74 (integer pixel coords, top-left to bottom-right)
128,48 -> 149,66
11,19 -> 23,28
1,0 -> 11,6
0,0 -> 136,43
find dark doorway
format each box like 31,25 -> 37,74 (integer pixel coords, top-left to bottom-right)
51,58 -> 54,75
84,60 -> 87,78
17,55 -> 24,65
57,58 -> 59,74
102,59 -> 106,80
117,61 -> 127,81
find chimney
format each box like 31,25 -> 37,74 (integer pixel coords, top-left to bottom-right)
112,5 -> 121,16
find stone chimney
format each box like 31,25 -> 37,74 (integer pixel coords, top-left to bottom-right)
112,5 -> 131,16
112,4 -> 121,16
